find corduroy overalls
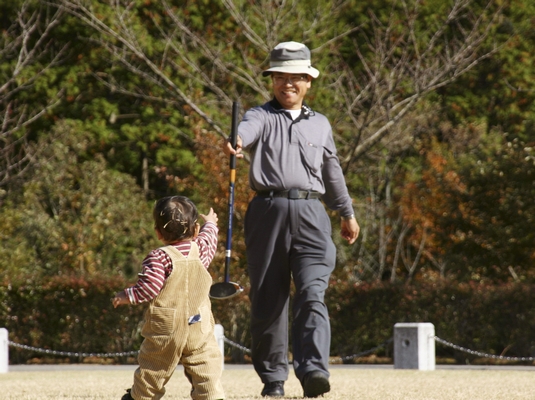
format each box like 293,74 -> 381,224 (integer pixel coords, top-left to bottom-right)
130,243 -> 225,400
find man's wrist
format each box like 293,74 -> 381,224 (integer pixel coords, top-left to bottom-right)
341,214 -> 354,221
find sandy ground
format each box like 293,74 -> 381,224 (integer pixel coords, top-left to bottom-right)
3,364 -> 535,399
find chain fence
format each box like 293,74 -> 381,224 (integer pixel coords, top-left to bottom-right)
9,333 -> 534,364
8,341 -> 139,358
434,336 -> 535,362
223,337 -> 251,355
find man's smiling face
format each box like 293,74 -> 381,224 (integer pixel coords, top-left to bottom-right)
271,72 -> 312,110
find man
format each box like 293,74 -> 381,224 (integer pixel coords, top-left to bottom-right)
223,41 -> 359,398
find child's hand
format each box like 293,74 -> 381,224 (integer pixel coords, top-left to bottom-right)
200,207 -> 218,226
112,291 -> 129,308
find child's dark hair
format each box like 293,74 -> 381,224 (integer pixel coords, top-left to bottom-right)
153,196 -> 199,242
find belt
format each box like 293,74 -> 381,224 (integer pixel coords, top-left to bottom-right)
255,189 -> 321,200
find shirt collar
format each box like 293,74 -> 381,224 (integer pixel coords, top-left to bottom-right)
269,98 -> 314,119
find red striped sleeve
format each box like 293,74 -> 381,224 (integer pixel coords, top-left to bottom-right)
125,250 -> 169,304
195,221 -> 219,268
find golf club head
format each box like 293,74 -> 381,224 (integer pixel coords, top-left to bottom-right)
209,281 -> 243,300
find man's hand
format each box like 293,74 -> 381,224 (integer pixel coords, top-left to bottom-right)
223,135 -> 244,158
341,217 -> 360,245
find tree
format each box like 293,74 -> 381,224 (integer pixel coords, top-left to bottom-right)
401,129 -> 535,284
434,0 -> 535,140
0,120 -> 157,282
56,0 -> 504,150
3,0 -> 524,286
53,0 -> 508,285
328,0 -> 505,172
0,0 -> 68,189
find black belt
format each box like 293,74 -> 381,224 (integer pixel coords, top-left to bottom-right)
256,189 -> 321,200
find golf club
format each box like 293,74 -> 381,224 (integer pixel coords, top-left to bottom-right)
209,101 -> 244,300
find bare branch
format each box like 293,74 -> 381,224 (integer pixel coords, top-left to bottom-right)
330,0 -> 506,170
220,0 -> 270,53
404,228 -> 427,282
391,222 -> 411,283
0,1 -> 67,187
59,0 -> 229,137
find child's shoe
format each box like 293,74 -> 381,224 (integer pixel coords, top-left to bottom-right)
121,389 -> 134,400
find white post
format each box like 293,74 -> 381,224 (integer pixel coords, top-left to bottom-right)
0,328 -> 8,373
394,322 -> 435,370
214,324 -> 225,370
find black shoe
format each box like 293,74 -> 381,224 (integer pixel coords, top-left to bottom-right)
303,371 -> 330,398
261,381 -> 285,397
121,389 -> 134,400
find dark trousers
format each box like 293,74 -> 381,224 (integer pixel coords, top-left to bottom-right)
244,196 -> 336,384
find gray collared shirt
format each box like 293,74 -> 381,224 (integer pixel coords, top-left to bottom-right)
238,100 -> 354,217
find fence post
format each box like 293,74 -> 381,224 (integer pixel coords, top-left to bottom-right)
0,328 -> 8,373
214,324 -> 225,370
394,322 -> 435,370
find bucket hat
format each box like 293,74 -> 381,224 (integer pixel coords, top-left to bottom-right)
262,41 -> 320,78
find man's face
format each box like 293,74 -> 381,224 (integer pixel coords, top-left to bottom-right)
271,72 -> 312,110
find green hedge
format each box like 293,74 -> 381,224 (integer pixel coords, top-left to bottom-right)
327,280 -> 535,363
1,276 -> 144,364
0,275 -> 252,364
3,277 -> 535,364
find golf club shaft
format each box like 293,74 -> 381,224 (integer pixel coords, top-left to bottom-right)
224,101 -> 239,282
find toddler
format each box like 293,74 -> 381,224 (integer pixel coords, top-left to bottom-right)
113,195 -> 225,400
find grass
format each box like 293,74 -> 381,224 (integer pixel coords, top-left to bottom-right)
3,365 -> 535,399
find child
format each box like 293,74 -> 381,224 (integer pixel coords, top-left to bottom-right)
113,195 -> 225,400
